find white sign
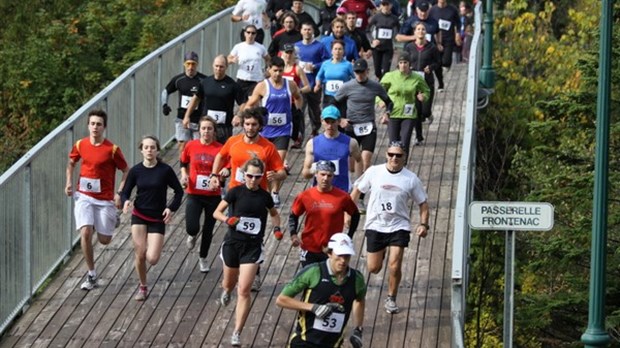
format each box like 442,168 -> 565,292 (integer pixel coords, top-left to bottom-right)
469,201 -> 554,231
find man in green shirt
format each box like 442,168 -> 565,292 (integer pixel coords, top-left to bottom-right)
276,233 -> 366,348
380,52 -> 431,158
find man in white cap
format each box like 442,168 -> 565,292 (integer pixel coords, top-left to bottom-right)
276,233 -> 366,348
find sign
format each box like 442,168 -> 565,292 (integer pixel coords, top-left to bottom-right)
469,201 -> 554,231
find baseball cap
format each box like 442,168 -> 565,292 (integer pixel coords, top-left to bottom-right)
184,51 -> 199,63
380,0 -> 392,5
282,43 -> 295,52
416,1 -> 430,11
316,160 -> 336,173
353,59 -> 368,72
327,233 -> 356,256
397,52 -> 410,63
321,105 -> 341,120
336,7 -> 347,14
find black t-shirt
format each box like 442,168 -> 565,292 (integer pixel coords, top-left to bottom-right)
318,5 -> 337,36
428,4 -> 460,44
368,12 -> 401,51
165,72 -> 207,121
224,185 -> 274,242
198,75 -> 244,127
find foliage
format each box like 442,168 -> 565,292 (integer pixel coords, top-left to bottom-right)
467,0 -> 620,346
0,0 -> 235,172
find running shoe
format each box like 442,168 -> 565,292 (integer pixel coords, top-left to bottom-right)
135,285 -> 148,301
186,235 -> 197,250
199,258 -> 210,273
220,291 -> 231,307
80,274 -> 98,291
384,296 -> 400,314
251,273 -> 261,292
231,331 -> 241,346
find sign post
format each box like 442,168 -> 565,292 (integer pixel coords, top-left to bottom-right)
469,201 -> 555,348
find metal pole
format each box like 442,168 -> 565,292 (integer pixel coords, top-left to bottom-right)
479,0 -> 495,88
503,230 -> 514,348
581,0 -> 613,346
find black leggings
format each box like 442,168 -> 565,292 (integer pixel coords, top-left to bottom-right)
388,117 -> 416,151
185,194 -> 221,258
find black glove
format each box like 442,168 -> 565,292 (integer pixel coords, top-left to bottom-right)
162,104 -> 172,116
311,302 -> 344,319
350,327 -> 363,348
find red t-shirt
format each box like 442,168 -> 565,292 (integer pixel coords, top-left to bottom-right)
69,137 -> 128,200
291,186 -> 359,253
180,139 -> 223,196
339,0 -> 377,29
219,134 -> 284,191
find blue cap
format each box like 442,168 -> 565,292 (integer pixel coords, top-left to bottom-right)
321,105 -> 341,120
184,51 -> 199,63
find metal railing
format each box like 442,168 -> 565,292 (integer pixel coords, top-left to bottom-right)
0,4 -> 318,335
451,3 -> 484,347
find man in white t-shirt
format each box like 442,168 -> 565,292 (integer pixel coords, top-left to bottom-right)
228,24 -> 270,102
351,141 -> 430,314
231,0 -> 269,44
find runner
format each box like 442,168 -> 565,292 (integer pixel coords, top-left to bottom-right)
350,141 -> 430,314
65,110 -> 129,291
228,25 -> 270,102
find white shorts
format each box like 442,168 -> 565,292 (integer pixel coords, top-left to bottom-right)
74,192 -> 117,236
175,119 -> 199,142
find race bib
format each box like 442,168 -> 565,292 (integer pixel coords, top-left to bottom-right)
355,18 -> 362,28
377,28 -> 393,39
195,174 -> 210,190
236,216 -> 261,235
438,19 -> 451,31
207,109 -> 227,124
283,75 -> 294,81
425,33 -> 432,42
181,95 -> 197,110
379,200 -> 396,214
414,71 -> 425,78
312,312 -> 345,333
353,122 -> 373,136
242,64 -> 256,73
80,177 -> 101,193
235,168 -> 245,183
267,113 -> 286,126
404,104 -> 415,116
300,61 -> 312,73
325,80 -> 343,93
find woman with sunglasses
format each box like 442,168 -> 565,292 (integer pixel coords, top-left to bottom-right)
231,0 -> 269,44
120,135 -> 184,301
350,141 -> 430,315
228,24 -> 270,102
213,158 -> 281,347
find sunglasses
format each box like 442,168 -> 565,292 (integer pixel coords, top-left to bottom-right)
245,173 -> 264,179
387,152 -> 404,158
245,31 -> 257,35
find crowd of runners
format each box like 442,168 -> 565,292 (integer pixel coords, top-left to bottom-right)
64,0 -> 474,346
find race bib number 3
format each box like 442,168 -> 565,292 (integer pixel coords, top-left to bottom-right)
353,122 -> 374,136
312,312 -> 345,333
236,217 -> 262,235
80,177 -> 101,193
207,109 -> 227,124
267,113 -> 286,126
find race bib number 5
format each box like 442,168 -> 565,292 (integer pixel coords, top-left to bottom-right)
312,312 -> 345,333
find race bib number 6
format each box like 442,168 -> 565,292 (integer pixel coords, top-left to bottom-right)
80,177 -> 101,193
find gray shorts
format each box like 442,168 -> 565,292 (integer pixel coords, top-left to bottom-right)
175,118 -> 199,142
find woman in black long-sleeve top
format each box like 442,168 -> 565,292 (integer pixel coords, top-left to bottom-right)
404,21 -> 441,143
121,135 -> 183,301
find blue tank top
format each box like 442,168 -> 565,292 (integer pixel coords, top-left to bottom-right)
313,133 -> 351,192
261,78 -> 292,138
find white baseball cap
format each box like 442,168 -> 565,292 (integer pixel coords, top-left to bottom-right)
327,233 -> 356,256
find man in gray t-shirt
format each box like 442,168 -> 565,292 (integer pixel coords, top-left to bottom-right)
334,58 -> 393,193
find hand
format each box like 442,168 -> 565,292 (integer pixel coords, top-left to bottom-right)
65,184 -> 73,196
232,115 -> 241,127
123,200 -> 133,214
416,224 -> 429,238
313,84 -> 321,93
181,174 -> 189,189
209,175 -> 220,190
364,50 -> 372,60
380,115 -> 389,124
162,208 -> 173,224
219,168 -> 231,178
162,104 -> 172,116
371,39 -> 380,48
417,92 -> 426,102
182,117 -> 190,129
311,303 -> 344,319
113,193 -> 122,209
350,327 -> 363,348
266,170 -> 278,182
424,66 -> 431,74
339,118 -> 349,129
273,226 -> 283,240
290,234 -> 300,247
437,43 -> 444,52
226,216 -> 240,227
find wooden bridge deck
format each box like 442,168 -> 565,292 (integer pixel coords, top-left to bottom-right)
0,62 -> 467,348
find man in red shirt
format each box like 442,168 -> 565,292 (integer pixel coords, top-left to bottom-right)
65,109 -> 129,291
288,160 -> 360,266
338,0 -> 377,30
